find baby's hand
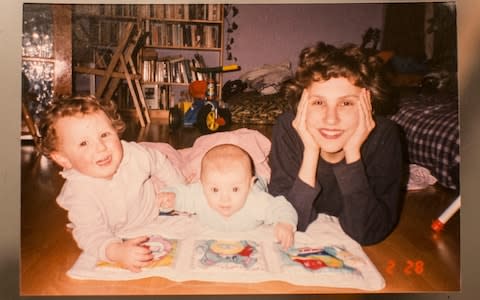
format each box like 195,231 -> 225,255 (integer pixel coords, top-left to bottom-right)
157,191 -> 176,211
106,236 -> 154,272
274,222 -> 294,250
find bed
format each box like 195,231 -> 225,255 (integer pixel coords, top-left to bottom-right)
390,92 -> 459,190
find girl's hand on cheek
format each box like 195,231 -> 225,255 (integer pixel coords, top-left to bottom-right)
344,89 -> 375,163
292,89 -> 320,152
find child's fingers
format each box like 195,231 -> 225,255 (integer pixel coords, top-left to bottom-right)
127,264 -> 142,273
298,89 -> 309,123
137,251 -> 154,262
127,259 -> 153,272
123,236 -> 150,249
292,89 -> 309,129
131,248 -> 154,266
136,244 -> 152,254
130,236 -> 150,245
363,88 -> 372,112
126,260 -> 151,273
359,89 -> 375,130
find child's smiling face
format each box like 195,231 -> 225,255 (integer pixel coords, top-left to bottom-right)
51,110 -> 123,180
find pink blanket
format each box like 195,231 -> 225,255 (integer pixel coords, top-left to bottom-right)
140,128 -> 272,188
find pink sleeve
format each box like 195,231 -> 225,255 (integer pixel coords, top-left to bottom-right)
56,184 -> 122,262
139,142 -> 187,190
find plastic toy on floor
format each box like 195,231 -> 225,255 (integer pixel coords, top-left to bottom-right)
431,196 -> 461,232
169,64 -> 240,134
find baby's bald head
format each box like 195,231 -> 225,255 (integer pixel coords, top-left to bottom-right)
200,144 -> 255,180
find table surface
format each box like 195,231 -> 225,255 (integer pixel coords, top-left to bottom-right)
20,146 -> 460,296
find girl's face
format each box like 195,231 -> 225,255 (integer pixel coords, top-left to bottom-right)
201,160 -> 254,218
305,77 -> 363,162
51,110 -> 123,180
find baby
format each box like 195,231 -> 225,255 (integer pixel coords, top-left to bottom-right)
159,143 -> 298,249
38,96 -> 185,272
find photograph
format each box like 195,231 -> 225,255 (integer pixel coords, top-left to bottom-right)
15,1 -> 466,298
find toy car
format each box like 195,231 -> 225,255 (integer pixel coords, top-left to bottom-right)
169,65 -> 239,134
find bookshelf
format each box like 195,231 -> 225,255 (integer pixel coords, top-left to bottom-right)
72,4 -> 224,121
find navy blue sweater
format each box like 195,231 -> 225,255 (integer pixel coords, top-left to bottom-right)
268,112 -> 406,245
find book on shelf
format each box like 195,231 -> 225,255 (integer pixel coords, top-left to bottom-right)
148,22 -> 220,48
137,5 -> 149,18
142,48 -> 158,60
207,4 -> 221,21
190,24 -> 199,47
173,4 -> 185,19
164,5 -> 173,19
183,24 -> 192,47
190,4 -> 207,20
160,85 -> 169,109
116,81 -> 171,111
181,60 -> 193,83
191,54 -> 206,81
162,4 -> 192,20
150,4 -> 164,19
142,53 -> 207,85
193,53 -> 207,68
142,84 -> 160,109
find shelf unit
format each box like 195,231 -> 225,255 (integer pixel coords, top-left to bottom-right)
72,4 -> 224,121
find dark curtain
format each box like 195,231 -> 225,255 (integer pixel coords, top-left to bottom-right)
381,3 -> 426,61
430,4 -> 457,71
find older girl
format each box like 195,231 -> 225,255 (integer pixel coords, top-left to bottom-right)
268,42 -> 406,245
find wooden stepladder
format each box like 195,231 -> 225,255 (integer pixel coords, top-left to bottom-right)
94,22 -> 151,127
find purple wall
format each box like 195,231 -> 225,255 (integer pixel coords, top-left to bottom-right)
222,3 -> 385,82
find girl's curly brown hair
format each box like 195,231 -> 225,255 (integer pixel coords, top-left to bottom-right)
38,95 -> 126,159
284,42 -> 389,113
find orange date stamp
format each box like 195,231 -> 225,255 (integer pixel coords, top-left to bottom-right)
385,259 -> 424,275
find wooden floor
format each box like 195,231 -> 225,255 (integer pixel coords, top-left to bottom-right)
20,119 -> 460,295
